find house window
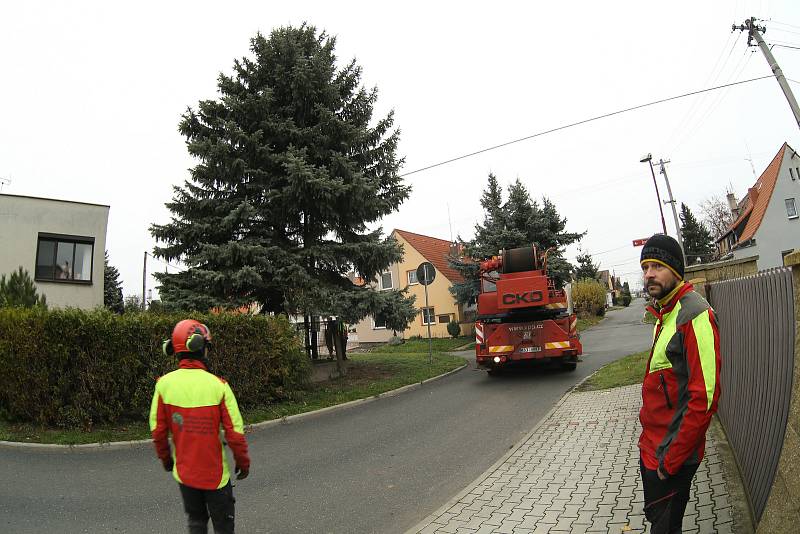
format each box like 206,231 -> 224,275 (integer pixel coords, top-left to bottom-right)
438,314 -> 451,324
35,234 -> 94,282
373,313 -> 387,330
421,307 -> 435,325
407,269 -> 418,285
786,198 -> 798,219
380,272 -> 393,290
791,168 -> 796,181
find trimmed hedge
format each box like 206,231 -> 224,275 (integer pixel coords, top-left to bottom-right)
0,308 -> 310,428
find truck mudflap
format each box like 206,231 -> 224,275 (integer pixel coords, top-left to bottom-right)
474,316 -> 583,369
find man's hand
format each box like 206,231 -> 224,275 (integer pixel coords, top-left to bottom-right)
162,457 -> 174,472
235,466 -> 249,480
657,466 -> 668,480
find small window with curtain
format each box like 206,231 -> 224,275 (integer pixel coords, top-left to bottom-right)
786,198 -> 798,219
407,269 -> 418,285
35,234 -> 94,283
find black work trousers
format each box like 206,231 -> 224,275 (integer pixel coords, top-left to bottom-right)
178,482 -> 235,534
640,457 -> 699,534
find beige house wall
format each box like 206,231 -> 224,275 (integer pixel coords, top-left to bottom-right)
394,232 -> 462,338
0,194 -> 109,309
353,231 -> 468,344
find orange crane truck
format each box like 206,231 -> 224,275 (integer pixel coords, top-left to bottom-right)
474,245 -> 582,375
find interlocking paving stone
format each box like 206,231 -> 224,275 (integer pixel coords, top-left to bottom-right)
410,385 -> 736,534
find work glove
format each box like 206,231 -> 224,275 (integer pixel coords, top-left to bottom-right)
235,465 -> 249,480
161,457 -> 174,472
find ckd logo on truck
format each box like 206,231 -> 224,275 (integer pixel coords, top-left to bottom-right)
501,290 -> 544,305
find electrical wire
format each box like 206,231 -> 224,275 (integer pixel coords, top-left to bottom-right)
671,48 -> 755,155
149,255 -> 186,272
400,75 -> 774,178
768,20 -> 800,32
664,32 -> 739,151
773,44 -> 800,50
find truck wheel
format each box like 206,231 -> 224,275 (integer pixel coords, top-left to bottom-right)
562,362 -> 577,372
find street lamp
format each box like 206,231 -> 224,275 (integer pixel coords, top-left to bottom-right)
640,153 -> 668,235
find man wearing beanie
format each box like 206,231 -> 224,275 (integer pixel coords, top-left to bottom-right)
638,234 -> 721,534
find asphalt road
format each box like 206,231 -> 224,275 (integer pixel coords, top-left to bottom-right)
1,301 -> 652,534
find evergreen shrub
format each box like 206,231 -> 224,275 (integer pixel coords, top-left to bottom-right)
0,308 -> 310,428
446,320 -> 461,338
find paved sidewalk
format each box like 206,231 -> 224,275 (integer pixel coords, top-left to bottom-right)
410,385 -> 735,534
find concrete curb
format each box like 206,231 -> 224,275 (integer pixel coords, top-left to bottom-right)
0,362 -> 468,452
404,372 -> 596,534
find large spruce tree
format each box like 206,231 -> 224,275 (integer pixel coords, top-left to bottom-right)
151,25 -> 416,326
449,175 -> 584,305
680,203 -> 714,265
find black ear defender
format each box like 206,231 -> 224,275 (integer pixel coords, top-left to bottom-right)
186,327 -> 207,353
162,339 -> 175,357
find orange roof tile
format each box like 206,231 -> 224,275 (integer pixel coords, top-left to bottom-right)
736,143 -> 788,244
393,229 -> 464,283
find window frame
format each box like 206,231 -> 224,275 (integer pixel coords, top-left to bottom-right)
437,314 -> 452,324
421,307 -> 436,326
379,271 -> 393,290
786,198 -> 798,220
406,269 -> 418,285
372,313 -> 388,330
35,232 -> 95,284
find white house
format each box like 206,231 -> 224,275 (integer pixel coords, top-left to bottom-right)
716,143 -> 800,269
0,193 -> 109,309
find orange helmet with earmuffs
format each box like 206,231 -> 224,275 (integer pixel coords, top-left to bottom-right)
162,319 -> 212,357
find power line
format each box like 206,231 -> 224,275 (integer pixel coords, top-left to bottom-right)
400,75 -> 773,178
149,255 -> 186,272
773,44 -> 800,50
665,32 -> 740,151
769,20 -> 800,32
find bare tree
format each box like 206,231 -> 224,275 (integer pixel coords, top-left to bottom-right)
700,195 -> 736,242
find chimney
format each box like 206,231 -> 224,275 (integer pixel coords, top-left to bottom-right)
748,186 -> 759,204
449,242 -> 462,258
726,192 -> 739,217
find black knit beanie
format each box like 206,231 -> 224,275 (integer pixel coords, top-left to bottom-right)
640,234 -> 684,280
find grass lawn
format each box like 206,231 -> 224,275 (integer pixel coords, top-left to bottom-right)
576,350 -> 649,392
576,314 -> 604,332
371,336 -> 474,353
0,351 -> 465,445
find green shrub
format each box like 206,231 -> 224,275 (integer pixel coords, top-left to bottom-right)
446,320 -> 461,338
622,294 -> 632,307
0,308 -> 310,428
571,278 -> 607,316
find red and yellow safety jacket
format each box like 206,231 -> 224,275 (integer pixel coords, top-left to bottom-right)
639,282 -> 722,476
149,360 -> 250,490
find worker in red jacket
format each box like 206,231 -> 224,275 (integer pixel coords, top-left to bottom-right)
639,234 -> 722,534
150,319 -> 251,534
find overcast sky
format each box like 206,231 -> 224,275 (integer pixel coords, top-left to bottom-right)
2,0 -> 800,297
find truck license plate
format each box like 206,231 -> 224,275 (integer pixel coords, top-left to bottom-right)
519,346 -> 541,353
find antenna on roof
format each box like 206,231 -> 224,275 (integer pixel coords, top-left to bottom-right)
744,140 -> 757,179
447,203 -> 453,242
0,176 -> 11,192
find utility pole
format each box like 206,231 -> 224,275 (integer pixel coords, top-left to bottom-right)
142,251 -> 148,311
733,17 -> 800,130
657,159 -> 685,255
